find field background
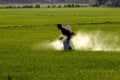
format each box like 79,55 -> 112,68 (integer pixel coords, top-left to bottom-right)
0,8 -> 120,80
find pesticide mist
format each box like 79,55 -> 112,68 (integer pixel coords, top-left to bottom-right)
49,30 -> 120,51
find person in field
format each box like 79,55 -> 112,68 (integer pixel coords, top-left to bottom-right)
57,24 -> 75,50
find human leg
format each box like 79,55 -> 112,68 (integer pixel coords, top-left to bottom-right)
63,40 -> 72,50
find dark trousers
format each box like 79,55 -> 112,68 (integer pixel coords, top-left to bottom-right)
63,40 -> 72,50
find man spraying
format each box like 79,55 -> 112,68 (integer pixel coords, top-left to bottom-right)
57,24 -> 75,50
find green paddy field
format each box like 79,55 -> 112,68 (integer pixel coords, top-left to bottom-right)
0,8 -> 120,80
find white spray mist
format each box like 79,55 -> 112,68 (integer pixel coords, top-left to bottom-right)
33,30 -> 120,51
48,31 -> 120,51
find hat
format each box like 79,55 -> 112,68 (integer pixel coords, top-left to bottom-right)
57,24 -> 62,29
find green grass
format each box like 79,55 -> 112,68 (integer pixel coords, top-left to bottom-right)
0,8 -> 120,80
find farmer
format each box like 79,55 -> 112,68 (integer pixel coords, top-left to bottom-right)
57,24 -> 75,50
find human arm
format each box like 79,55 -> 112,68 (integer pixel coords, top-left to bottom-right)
59,34 -> 67,40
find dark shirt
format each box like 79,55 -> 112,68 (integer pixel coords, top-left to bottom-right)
60,28 -> 71,41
